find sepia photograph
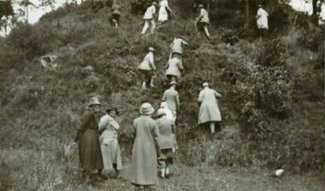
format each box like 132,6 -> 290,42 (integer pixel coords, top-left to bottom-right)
0,0 -> 324,190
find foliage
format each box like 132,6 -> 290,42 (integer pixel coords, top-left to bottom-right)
0,0 -> 14,19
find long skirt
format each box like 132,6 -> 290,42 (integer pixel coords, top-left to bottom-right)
78,129 -> 103,174
100,139 -> 122,173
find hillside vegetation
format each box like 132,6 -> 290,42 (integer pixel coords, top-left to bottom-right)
0,0 -> 324,190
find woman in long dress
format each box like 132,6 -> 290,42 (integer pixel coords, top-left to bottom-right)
98,108 -> 122,179
158,0 -> 173,23
198,82 -> 222,134
130,103 -> 161,190
74,96 -> 104,183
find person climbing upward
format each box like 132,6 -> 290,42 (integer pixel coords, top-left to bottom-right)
169,36 -> 189,61
138,47 -> 156,89
162,81 -> 180,122
198,82 -> 222,135
158,0 -> 173,24
141,2 -> 158,35
195,4 -> 211,40
165,56 -> 184,83
256,4 -> 269,39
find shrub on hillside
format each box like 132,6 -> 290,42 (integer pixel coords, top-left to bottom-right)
256,38 -> 286,67
6,24 -> 63,62
234,65 -> 294,140
298,27 -> 324,52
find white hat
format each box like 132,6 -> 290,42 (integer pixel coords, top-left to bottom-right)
160,102 -> 168,108
88,96 -> 101,107
157,108 -> 166,116
140,103 -> 154,115
202,82 -> 209,87
148,47 -> 155,52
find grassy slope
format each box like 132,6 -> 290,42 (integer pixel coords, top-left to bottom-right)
0,1 -> 324,190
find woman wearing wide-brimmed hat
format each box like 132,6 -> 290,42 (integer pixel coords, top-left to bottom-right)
198,82 -> 222,134
130,103 -> 161,190
156,108 -> 177,179
98,107 -> 122,179
74,96 -> 104,183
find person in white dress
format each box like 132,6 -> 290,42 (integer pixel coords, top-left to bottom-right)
256,5 -> 269,37
162,81 -> 180,121
141,2 -> 158,35
158,0 -> 173,24
198,82 -> 222,134
98,108 -> 122,179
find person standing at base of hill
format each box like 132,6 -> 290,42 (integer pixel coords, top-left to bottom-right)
156,108 -> 177,179
165,56 -> 184,83
158,0 -> 173,24
169,36 -> 189,61
256,4 -> 269,39
162,81 -> 180,121
98,108 -> 122,179
138,47 -> 156,89
198,82 -> 222,135
141,2 -> 158,35
130,103 -> 161,191
74,96 -> 104,184
195,4 -> 211,40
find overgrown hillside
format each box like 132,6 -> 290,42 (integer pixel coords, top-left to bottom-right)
1,1 -> 324,190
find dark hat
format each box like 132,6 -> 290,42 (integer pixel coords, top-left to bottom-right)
106,108 -> 119,115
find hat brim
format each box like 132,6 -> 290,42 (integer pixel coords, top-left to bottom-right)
107,108 -> 119,115
140,107 -> 154,115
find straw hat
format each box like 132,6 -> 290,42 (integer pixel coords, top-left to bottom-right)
88,96 -> 101,107
140,103 -> 154,115
148,47 -> 155,52
157,108 -> 166,117
152,2 -> 157,6
199,4 -> 204,8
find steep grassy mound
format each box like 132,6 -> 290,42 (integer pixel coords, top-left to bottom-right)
0,1 -> 324,189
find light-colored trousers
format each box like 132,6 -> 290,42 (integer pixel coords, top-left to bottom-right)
141,19 -> 156,35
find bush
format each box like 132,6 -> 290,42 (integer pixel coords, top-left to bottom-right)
256,38 -> 287,67
234,65 -> 294,140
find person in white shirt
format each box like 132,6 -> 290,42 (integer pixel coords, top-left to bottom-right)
256,5 -> 269,38
141,2 -> 158,35
138,47 -> 156,89
195,4 -> 211,40
169,36 -> 189,60
158,0 -> 173,24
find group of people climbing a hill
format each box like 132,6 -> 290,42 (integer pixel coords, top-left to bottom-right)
74,1 -> 270,190
102,0 -> 269,39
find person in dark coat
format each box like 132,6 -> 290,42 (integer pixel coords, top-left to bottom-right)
74,96 -> 104,183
